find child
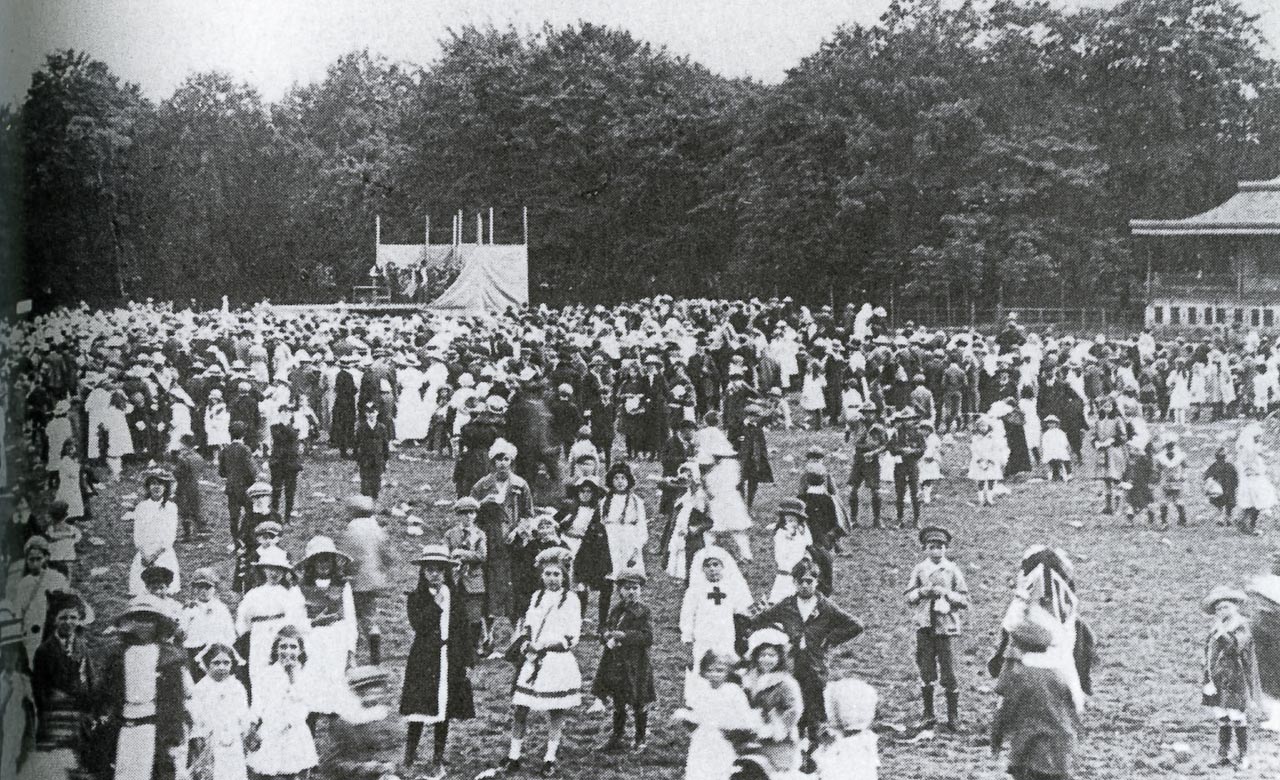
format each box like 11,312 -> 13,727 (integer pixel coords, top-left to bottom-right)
401,544 -> 476,780
768,499 -> 813,604
767,386 -> 793,431
1123,441 -> 1157,527
127,467 -> 181,596
800,362 -> 827,430
1019,386 -> 1041,465
174,434 -> 205,540
245,626 -> 318,779
991,620 -> 1081,780
904,525 -> 969,733
43,500 -> 81,581
189,643 -> 250,780
917,420 -> 943,505
204,389 -> 231,451
592,569 -> 656,753
496,547 -> 582,776
666,463 -> 711,580
602,463 -> 648,619
672,649 -> 754,780
443,497 -> 488,654
815,677 -> 879,780
800,470 -> 840,552
1040,416 -> 1072,482
296,535 -> 359,725
291,396 -> 320,454
235,546 -> 309,696
1153,433 -> 1188,527
967,417 -> 1007,506
680,545 -> 754,683
1201,586 -> 1262,769
841,381 -> 864,442
737,405 -> 773,508
183,567 -> 237,680
1205,447 -> 1239,527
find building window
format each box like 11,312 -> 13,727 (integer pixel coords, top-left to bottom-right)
1252,309 -> 1261,326
1216,308 -> 1227,324
1266,310 -> 1275,327
1236,309 -> 1245,324
1205,306 -> 1213,323
1153,306 -> 1164,324
1188,307 -> 1198,325
1171,307 -> 1180,324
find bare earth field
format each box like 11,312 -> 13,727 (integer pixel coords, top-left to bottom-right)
70,419 -> 1280,780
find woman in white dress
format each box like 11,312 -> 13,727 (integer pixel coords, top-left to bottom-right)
394,354 -> 431,443
235,547 -> 310,696
204,390 -> 231,449
1167,362 -> 1191,423
101,391 -> 134,481
1237,422 -> 1277,535
602,463 -> 648,578
497,548 -> 582,776
245,626 -> 318,779
128,468 -> 181,596
168,387 -> 195,453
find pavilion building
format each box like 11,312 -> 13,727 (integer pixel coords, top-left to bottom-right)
1130,175 -> 1280,329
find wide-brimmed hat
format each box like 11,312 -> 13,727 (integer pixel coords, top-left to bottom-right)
412,543 -> 456,567
453,497 -> 481,513
143,466 -> 176,490
298,535 -> 349,566
746,627 -> 791,657
45,590 -> 94,626
489,438 -> 517,461
253,546 -> 293,570
570,475 -> 603,497
140,564 -> 175,586
486,395 -> 508,414
1202,585 -> 1248,614
115,594 -> 179,626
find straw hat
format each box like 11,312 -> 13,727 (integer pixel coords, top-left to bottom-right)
412,543 -> 456,567
746,627 -> 791,657
253,546 -> 293,570
1202,585 -> 1248,615
298,535 -> 350,566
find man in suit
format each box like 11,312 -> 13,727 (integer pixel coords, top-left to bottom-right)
217,421 -> 256,543
268,407 -> 303,523
354,400 -> 391,500
753,555 -> 863,769
330,355 -> 359,458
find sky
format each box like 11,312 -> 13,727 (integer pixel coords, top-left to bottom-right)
2,0 -> 1278,105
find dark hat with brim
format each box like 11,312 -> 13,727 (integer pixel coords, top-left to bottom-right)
918,525 -> 952,546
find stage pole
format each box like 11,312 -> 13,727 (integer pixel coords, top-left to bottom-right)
476,213 -> 482,245
425,215 -> 430,245
489,207 -> 495,245
522,205 -> 528,245
376,215 -> 381,247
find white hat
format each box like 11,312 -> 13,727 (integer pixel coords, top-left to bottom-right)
254,546 -> 293,570
746,627 -> 790,657
824,677 -> 878,734
298,535 -> 349,565
489,438 -> 518,460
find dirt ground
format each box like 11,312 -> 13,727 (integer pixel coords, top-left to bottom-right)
69,418 -> 1280,780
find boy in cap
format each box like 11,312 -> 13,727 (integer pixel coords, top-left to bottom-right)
888,407 -> 926,528
181,567 -> 236,680
443,497 -> 488,655
904,525 -> 969,732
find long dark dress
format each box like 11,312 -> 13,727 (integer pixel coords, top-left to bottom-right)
1002,409 -> 1032,478
453,414 -> 503,497
330,369 -> 357,453
399,582 -> 476,722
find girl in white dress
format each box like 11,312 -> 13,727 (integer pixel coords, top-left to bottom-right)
53,439 -> 85,520
190,644 -> 250,780
917,421 -> 943,505
128,468 -> 181,596
602,463 -> 648,578
168,388 -> 195,453
673,650 -> 756,780
680,546 -> 753,699
800,363 -> 827,429
968,417 -> 1009,506
500,548 -> 582,776
1167,363 -> 1191,423
235,547 -> 310,697
294,536 -> 357,719
245,626 -> 318,779
768,503 -> 813,604
101,391 -> 134,480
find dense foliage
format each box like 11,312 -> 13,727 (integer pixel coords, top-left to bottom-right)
4,0 -> 1279,312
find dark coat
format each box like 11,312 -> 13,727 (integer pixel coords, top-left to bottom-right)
453,414 -> 503,495
753,594 -> 863,725
31,634 -> 97,744
331,369 -> 358,448
591,600 -> 656,706
218,440 -> 256,495
173,448 -> 203,519
737,422 -> 773,483
269,422 -> 302,473
557,505 -> 611,589
97,639 -> 189,766
354,419 -> 391,473
991,659 -> 1080,778
399,583 -> 476,720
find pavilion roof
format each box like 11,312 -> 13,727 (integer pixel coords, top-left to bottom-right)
1130,176 -> 1280,236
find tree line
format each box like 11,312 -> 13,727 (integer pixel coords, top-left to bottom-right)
3,0 -> 1280,313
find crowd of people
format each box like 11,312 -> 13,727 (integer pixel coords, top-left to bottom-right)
4,296 -> 1280,780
